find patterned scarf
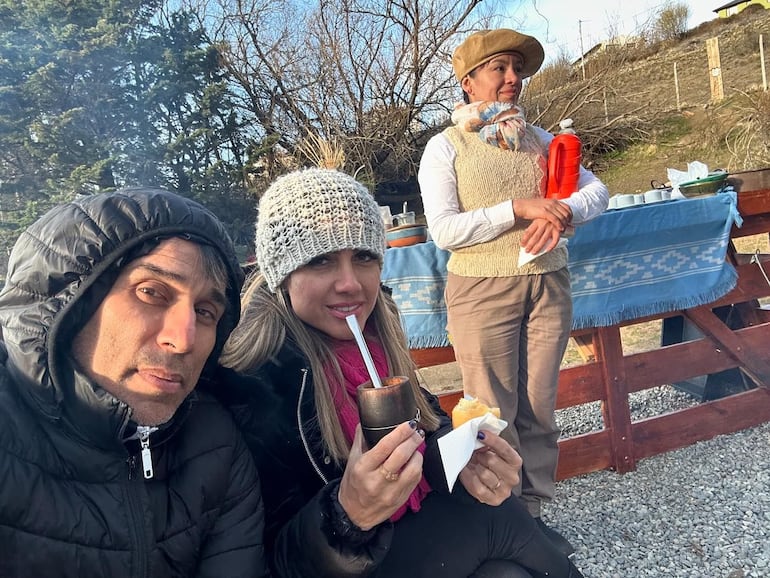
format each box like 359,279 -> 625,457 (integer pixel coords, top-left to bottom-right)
452,100 -> 536,151
325,337 -> 431,522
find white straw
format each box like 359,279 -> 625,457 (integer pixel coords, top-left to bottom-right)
345,314 -> 382,388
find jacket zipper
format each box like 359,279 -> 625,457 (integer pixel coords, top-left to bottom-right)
136,425 -> 157,479
296,368 -> 328,484
125,451 -> 151,577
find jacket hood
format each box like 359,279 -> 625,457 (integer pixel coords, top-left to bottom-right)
0,188 -> 245,426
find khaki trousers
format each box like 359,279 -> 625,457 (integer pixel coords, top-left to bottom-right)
445,269 -> 572,517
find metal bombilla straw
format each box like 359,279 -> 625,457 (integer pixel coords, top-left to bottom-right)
345,314 -> 382,388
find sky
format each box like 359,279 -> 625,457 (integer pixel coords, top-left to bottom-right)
506,0 -> 720,63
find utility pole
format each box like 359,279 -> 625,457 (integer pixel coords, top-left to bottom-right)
578,19 -> 586,81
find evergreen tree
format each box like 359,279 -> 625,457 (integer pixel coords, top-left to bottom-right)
0,0 -> 255,271
126,9 -> 254,244
0,0 -> 159,202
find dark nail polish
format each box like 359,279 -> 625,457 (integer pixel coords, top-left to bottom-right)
408,419 -> 417,429
417,429 -> 426,438
477,431 -> 486,440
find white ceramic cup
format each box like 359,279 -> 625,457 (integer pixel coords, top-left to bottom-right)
644,189 -> 663,203
379,205 -> 393,229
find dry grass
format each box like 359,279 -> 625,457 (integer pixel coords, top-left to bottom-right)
734,231 -> 770,254
295,132 -> 346,170
725,91 -> 770,171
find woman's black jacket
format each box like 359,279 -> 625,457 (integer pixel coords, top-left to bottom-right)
213,344 -> 453,577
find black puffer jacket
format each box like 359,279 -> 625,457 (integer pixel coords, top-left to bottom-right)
211,344 -> 452,577
0,189 -> 268,577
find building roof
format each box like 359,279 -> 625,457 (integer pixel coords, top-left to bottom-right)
714,0 -> 754,11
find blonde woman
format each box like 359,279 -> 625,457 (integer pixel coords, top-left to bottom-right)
210,168 -> 584,577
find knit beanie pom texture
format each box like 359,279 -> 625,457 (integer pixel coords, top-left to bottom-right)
255,168 -> 386,291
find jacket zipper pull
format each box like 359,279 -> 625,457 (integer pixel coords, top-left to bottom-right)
136,426 -> 157,479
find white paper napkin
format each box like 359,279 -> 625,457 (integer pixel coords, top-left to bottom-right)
437,413 -> 508,491
667,160 -> 709,198
517,236 -> 568,267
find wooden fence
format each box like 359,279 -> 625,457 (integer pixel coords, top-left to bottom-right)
414,169 -> 770,480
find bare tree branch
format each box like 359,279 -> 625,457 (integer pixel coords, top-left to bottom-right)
184,0 -> 498,188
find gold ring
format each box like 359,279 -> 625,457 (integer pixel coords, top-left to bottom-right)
379,465 -> 400,482
493,478 -> 502,490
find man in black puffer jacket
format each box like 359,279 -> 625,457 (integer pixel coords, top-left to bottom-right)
0,188 -> 268,577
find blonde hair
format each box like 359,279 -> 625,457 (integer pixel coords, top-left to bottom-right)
221,272 -> 440,464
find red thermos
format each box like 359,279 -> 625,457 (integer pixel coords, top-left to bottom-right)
546,119 -> 582,199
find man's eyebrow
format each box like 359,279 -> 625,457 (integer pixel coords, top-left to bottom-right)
134,263 -> 228,307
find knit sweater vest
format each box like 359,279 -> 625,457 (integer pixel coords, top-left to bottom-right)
443,126 -> 568,277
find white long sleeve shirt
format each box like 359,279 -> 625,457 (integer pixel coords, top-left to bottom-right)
418,125 -> 609,251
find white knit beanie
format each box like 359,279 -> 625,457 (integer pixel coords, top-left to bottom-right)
255,168 -> 387,292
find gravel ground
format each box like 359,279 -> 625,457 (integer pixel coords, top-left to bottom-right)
420,364 -> 770,577
556,385 -> 699,438
545,386 -> 770,578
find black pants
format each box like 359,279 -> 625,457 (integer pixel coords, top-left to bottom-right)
374,487 -> 576,578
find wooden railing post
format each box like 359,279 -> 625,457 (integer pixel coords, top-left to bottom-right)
593,326 -> 636,473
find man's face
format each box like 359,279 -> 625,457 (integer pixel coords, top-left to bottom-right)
71,238 -> 227,426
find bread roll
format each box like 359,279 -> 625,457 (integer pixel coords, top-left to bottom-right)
451,397 -> 501,428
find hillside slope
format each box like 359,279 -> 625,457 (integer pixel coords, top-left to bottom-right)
542,7 -> 770,194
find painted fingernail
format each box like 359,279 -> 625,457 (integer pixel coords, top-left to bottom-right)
477,431 -> 486,440
408,419 -> 417,429
417,429 -> 426,438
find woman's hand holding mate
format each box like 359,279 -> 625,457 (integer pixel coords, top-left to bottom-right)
338,422 -> 425,530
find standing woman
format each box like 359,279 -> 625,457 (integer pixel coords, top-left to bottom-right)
212,168 -> 584,577
419,29 -> 609,555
